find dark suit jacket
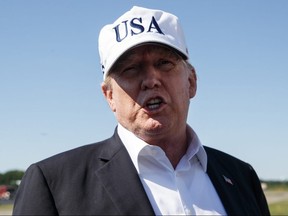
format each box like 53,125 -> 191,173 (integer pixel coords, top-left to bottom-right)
13,129 -> 270,215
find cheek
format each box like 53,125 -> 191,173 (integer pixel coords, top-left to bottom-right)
173,78 -> 191,100
113,87 -> 137,113
115,81 -> 140,104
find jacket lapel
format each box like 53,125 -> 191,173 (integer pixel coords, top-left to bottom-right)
95,131 -> 155,215
205,147 -> 249,215
207,165 -> 242,215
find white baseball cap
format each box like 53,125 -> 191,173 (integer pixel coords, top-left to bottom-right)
98,6 -> 189,80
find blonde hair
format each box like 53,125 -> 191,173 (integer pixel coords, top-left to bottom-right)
103,44 -> 195,86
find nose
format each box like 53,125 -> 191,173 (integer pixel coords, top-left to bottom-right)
141,66 -> 162,90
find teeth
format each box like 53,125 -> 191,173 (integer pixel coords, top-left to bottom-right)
146,98 -> 162,109
147,104 -> 160,109
147,98 -> 162,105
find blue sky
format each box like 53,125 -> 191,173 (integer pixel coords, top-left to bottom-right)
0,0 -> 287,180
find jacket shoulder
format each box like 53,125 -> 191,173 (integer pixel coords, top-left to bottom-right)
204,146 -> 250,165
30,132 -> 123,182
204,146 -> 254,175
37,138 -> 110,168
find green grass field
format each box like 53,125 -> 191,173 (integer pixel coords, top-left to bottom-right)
0,204 -> 13,215
269,199 -> 288,215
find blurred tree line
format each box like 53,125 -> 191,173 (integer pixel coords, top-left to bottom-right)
263,180 -> 288,191
0,170 -> 24,186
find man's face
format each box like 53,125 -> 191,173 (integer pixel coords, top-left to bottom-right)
102,44 -> 197,144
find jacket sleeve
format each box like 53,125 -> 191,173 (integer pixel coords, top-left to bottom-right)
249,165 -> 270,215
13,164 -> 58,216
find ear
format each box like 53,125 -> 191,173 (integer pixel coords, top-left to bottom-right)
188,66 -> 197,99
101,82 -> 116,112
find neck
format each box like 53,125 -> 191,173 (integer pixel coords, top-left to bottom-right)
143,128 -> 188,169
158,137 -> 188,169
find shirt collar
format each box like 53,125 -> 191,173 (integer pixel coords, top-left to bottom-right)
117,123 -> 207,172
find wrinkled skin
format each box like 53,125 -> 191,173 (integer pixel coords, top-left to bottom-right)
102,44 -> 197,167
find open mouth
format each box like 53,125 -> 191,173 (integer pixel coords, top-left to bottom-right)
145,97 -> 164,110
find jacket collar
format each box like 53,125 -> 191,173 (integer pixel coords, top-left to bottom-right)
95,129 -> 155,215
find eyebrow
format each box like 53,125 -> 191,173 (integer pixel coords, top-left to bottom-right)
110,45 -> 182,73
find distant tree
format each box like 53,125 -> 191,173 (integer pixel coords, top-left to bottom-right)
0,173 -> 3,185
0,170 -> 24,185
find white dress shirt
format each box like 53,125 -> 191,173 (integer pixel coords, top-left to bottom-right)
118,123 -> 227,215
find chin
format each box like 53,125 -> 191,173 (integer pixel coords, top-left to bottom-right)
143,119 -> 169,135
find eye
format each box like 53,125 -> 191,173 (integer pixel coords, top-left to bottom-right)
156,59 -> 175,71
121,65 -> 140,77
160,59 -> 172,65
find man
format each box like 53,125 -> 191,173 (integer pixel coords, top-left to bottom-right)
13,6 -> 270,215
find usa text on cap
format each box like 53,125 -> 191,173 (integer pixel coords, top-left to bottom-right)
98,6 -> 189,80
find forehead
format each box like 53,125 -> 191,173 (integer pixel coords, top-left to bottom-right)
115,44 -> 180,64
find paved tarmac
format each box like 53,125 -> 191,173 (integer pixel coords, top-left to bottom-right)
0,209 -> 12,216
0,200 -> 13,215
265,190 -> 288,204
